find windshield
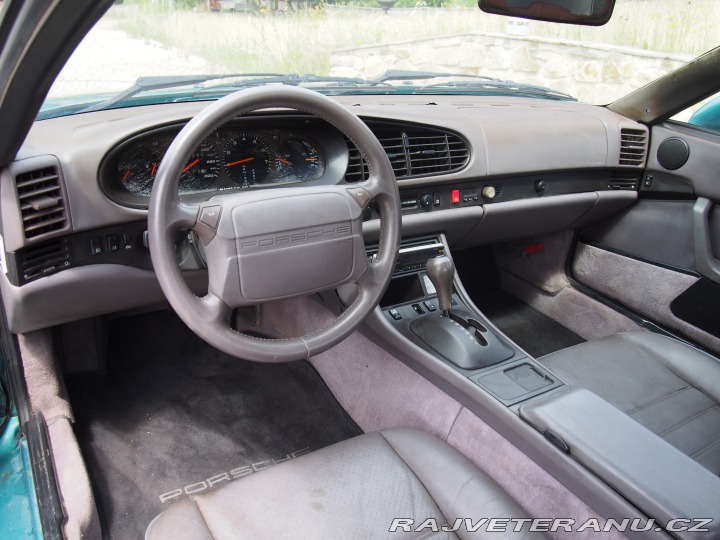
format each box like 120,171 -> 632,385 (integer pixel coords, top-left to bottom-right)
42,0 -> 718,119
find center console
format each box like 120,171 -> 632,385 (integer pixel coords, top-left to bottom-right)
361,235 -> 720,540
369,235 -> 563,406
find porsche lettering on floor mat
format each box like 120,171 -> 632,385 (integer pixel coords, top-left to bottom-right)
159,447 -> 311,503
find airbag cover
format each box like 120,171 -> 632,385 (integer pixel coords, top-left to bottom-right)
232,192 -> 363,300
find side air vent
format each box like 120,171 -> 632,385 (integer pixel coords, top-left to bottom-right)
345,125 -> 469,182
619,128 -> 648,167
15,166 -> 68,239
608,170 -> 640,190
17,238 -> 70,283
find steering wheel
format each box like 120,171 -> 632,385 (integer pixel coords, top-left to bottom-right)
148,86 -> 401,363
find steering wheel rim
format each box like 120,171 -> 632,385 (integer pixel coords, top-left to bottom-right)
148,86 -> 401,362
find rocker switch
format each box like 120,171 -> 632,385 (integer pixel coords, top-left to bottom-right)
199,206 -> 221,229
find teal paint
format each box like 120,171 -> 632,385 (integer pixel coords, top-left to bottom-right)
0,417 -> 40,540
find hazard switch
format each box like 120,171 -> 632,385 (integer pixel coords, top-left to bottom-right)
451,189 -> 460,204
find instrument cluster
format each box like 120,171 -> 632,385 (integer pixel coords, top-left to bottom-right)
100,121 -> 337,208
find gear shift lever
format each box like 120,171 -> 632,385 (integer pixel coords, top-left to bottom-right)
426,255 -> 454,316
412,253 -> 514,369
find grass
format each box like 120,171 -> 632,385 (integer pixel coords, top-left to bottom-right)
107,0 -> 718,76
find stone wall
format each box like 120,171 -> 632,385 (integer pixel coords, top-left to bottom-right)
329,32 -> 693,104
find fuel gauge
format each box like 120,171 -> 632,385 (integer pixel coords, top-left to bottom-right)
117,144 -> 162,196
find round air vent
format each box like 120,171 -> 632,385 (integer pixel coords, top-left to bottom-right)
657,137 -> 690,170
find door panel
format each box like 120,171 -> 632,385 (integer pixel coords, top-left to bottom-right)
573,121 -> 720,355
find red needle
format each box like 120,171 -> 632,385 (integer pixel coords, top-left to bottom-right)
151,162 -> 158,176
277,158 -> 290,165
182,158 -> 199,173
226,157 -> 254,167
305,158 -> 318,161
122,170 -> 130,182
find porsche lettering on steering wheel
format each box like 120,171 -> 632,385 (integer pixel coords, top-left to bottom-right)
148,86 -> 401,362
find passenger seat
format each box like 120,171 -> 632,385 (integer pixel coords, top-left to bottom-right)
536,332 -> 720,475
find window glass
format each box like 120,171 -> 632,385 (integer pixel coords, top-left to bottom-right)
671,92 -> 720,134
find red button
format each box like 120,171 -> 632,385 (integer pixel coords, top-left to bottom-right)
451,189 -> 460,204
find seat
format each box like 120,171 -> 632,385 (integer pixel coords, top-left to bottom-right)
146,428 -> 547,539
537,331 -> 720,475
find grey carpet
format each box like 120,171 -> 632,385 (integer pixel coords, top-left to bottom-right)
67,310 -> 361,540
472,290 -> 585,357
454,246 -> 585,357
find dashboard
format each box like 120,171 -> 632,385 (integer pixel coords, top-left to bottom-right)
1,95 -> 650,333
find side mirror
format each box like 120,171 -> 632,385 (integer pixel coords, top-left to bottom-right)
479,0 -> 615,26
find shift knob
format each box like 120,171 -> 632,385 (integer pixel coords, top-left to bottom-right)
426,255 -> 455,314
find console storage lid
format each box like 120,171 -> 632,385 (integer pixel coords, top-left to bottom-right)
519,386 -> 720,539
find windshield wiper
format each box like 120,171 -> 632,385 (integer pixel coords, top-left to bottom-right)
192,73 -> 392,95
80,73 -> 388,112
376,70 -> 575,101
376,69 -> 505,84
413,80 -> 575,100
79,73 -> 285,112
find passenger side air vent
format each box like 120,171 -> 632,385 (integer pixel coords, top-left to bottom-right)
608,170 -> 640,190
17,237 -> 70,283
345,124 -> 469,182
14,166 -> 68,239
619,128 -> 648,167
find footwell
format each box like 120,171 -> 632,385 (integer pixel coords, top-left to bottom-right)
68,310 -> 361,540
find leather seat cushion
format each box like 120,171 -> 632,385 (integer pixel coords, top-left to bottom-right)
538,331 -> 720,475
146,428 -> 546,539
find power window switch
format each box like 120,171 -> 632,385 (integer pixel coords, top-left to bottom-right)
388,309 -> 402,321
411,304 -> 425,315
108,234 -> 120,253
423,301 -> 437,312
90,237 -> 103,256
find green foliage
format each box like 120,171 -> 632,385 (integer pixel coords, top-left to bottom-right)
107,0 -> 718,80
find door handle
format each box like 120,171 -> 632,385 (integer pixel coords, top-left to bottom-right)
692,197 -> 720,285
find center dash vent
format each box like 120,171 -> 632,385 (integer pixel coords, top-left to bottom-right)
619,128 -> 648,167
15,166 -> 68,239
17,237 -> 70,283
345,124 -> 469,182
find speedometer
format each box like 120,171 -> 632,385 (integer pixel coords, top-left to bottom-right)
223,133 -> 272,186
179,139 -> 221,192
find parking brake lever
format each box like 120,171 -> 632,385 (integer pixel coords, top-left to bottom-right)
425,255 -> 454,317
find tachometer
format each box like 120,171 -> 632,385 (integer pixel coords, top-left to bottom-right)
223,133 -> 272,186
179,139 -> 221,192
275,138 -> 325,182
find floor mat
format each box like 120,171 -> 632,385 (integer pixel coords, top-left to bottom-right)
471,290 -> 585,357
67,310 -> 361,540
454,246 -> 585,358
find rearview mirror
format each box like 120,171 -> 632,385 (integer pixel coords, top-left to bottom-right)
479,0 -> 615,26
